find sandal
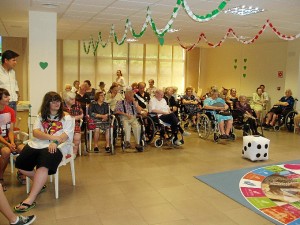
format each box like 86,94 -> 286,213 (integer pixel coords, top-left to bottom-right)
14,201 -> 36,213
17,171 -> 26,185
0,179 -> 7,192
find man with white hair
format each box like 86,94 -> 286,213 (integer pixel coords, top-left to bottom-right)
115,89 -> 144,152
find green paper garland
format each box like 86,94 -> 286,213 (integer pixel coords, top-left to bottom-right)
83,0 -> 230,55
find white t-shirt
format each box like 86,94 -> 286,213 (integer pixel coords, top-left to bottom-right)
149,97 -> 170,117
29,114 -> 75,154
0,65 -> 19,101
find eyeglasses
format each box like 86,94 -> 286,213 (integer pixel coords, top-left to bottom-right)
50,100 -> 61,104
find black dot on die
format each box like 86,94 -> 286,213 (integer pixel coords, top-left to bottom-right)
257,144 -> 261,149
264,153 -> 268,157
256,153 -> 261,158
242,150 -> 244,154
244,146 -> 247,151
265,144 -> 268,149
248,142 -> 251,147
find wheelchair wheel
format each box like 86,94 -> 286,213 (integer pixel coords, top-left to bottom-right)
154,138 -> 164,148
144,116 -> 156,144
213,133 -> 219,142
274,125 -> 280,131
197,114 -> 211,139
285,110 -> 298,132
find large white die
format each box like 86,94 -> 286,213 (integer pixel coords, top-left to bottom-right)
242,135 -> 270,161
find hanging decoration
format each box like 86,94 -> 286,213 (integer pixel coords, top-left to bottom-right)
83,0 -> 230,55
177,19 -> 300,51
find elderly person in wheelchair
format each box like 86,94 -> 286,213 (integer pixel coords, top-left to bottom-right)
203,89 -> 233,139
235,95 -> 261,136
263,89 -> 295,128
149,89 -> 183,146
114,89 -> 144,152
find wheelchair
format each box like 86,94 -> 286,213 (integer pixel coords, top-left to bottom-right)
144,113 -> 184,148
85,114 -> 116,154
263,106 -> 298,132
231,109 -> 263,136
179,103 -> 202,129
116,114 -> 146,152
197,110 -> 235,142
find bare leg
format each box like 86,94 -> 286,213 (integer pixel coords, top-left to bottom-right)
219,121 -> 225,135
0,147 -> 10,180
73,133 -> 81,155
93,128 -> 100,148
270,114 -> 278,126
105,129 -> 110,147
225,120 -> 233,135
17,167 -> 48,207
265,112 -> 274,124
0,184 -> 18,223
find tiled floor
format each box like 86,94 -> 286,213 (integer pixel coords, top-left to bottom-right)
1,129 -> 299,225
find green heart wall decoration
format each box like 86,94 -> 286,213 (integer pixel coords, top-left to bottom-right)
39,62 -> 48,70
234,65 -> 237,69
234,59 -> 237,63
244,58 -> 247,63
244,66 -> 247,70
243,73 -> 246,78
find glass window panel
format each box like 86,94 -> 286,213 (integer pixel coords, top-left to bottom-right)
113,43 -> 128,58
159,45 -> 172,59
129,60 -> 143,84
129,43 -> 143,59
96,59 -> 113,90
172,62 -> 185,95
145,61 -> 157,86
146,44 -> 158,59
80,41 -> 95,87
173,46 -> 185,61
63,40 -> 79,87
158,61 -> 172,90
113,60 -> 128,86
97,42 -> 112,57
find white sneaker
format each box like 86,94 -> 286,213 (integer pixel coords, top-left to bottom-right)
182,131 -> 191,136
174,140 -> 182,146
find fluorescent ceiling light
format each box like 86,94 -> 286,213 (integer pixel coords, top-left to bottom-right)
126,38 -> 138,42
224,5 -> 265,16
157,28 -> 180,33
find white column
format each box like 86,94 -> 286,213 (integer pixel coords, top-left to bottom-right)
29,11 -> 57,116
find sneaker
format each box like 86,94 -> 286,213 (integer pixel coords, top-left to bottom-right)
182,131 -> 191,136
124,141 -> 131,149
135,145 -> 144,152
105,147 -> 111,153
219,134 -> 228,139
94,147 -> 100,153
11,215 -> 36,225
174,140 -> 182,146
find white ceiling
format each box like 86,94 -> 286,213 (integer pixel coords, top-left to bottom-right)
0,0 -> 299,46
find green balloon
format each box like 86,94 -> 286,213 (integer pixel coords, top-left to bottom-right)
219,1 -> 227,10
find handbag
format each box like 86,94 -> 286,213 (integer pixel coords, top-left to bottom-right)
87,117 -> 96,130
218,110 -> 231,116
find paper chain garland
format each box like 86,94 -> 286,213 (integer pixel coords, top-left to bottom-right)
177,19 -> 300,51
83,0 -> 230,55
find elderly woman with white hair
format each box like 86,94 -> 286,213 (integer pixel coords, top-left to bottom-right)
63,91 -> 83,156
263,89 -> 295,128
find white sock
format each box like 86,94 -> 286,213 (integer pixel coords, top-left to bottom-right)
11,216 -> 19,224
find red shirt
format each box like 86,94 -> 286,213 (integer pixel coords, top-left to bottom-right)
0,105 -> 16,138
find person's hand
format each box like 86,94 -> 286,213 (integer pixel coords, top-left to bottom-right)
48,142 -> 57,154
7,143 -> 16,151
172,106 -> 178,112
102,114 -> 108,121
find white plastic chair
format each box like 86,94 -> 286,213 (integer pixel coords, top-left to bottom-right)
10,130 -> 29,173
26,142 -> 76,199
